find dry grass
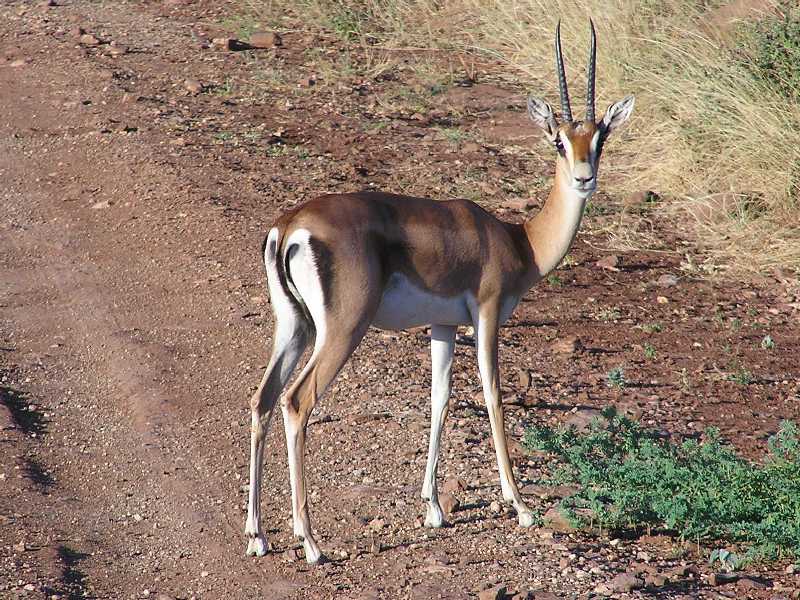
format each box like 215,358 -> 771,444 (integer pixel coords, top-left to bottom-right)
244,0 -> 800,274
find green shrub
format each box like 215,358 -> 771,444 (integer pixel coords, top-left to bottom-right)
743,2 -> 800,101
524,408 -> 800,562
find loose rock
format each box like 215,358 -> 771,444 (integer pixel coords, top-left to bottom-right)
79,33 -> 100,46
441,476 -> 465,495
249,31 -> 282,48
551,335 -> 582,355
656,273 -> 679,287
609,572 -> 644,593
541,507 -> 576,532
183,79 -> 203,95
439,492 -> 459,516
502,197 -> 535,212
477,584 -> 507,600
565,408 -> 605,432
596,254 -> 621,271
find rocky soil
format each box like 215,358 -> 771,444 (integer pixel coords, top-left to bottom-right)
1,1 -> 799,599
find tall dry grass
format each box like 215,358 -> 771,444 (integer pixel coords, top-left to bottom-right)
250,0 -> 800,274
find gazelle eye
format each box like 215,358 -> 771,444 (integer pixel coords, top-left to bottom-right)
554,137 -> 565,154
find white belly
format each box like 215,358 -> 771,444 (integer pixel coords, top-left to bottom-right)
372,273 -> 471,330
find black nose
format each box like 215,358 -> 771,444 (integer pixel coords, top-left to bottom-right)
575,175 -> 594,183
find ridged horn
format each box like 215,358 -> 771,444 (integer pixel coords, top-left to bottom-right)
587,18 -> 597,122
555,20 -> 572,122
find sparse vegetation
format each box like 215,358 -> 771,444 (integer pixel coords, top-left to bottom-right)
728,365 -> 754,385
644,343 -> 656,360
437,127 -> 470,144
524,409 -> 800,562
641,322 -> 663,334
546,274 -> 562,287
761,334 -> 775,350
597,307 -> 621,322
606,367 -> 627,389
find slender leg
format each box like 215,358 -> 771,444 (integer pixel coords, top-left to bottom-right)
244,314 -> 308,556
246,228 -> 311,557
281,317 -> 372,563
474,304 -> 534,527
421,324 -> 456,528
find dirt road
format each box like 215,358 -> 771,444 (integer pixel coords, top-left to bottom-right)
1,2 -> 798,598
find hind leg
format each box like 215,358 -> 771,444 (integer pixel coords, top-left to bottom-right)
281,315 -> 372,563
245,312 -> 308,556
245,228 -> 310,556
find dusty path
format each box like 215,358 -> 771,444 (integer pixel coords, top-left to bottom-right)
1,1 -> 799,599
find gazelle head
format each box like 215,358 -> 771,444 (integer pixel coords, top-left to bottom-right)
527,20 -> 635,200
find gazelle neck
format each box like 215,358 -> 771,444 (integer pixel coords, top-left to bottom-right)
522,159 -> 590,280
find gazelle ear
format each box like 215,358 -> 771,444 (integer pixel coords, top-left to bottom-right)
527,96 -> 558,140
601,95 -> 635,134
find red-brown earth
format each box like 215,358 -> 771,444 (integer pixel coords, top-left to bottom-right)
1,1 -> 799,599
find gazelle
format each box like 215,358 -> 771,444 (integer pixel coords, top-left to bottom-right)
245,20 -> 634,563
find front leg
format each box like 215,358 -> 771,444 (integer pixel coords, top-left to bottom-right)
474,304 -> 534,527
421,324 -> 456,528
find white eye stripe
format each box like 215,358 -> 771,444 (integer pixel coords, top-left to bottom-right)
590,130 -> 602,157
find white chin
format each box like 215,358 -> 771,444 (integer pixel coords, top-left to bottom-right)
573,189 -> 595,200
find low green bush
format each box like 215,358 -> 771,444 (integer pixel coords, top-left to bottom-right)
524,407 -> 800,562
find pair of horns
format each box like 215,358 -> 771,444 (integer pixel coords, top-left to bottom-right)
555,19 -> 596,123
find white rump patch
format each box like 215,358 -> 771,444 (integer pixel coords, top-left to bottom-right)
285,228 -> 327,347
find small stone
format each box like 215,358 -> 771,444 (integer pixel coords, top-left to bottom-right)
592,583 -> 612,596
284,547 -> 302,562
91,200 -> 111,209
24,584 -> 36,592
477,584 -> 507,600
108,44 -> 127,57
13,541 -> 26,552
596,254 -> 621,271
441,476 -> 465,495
736,577 -> 766,591
669,565 -> 690,578
79,33 -> 100,46
70,26 -> 85,37
565,408 -> 605,432
502,197 -> 535,212
785,564 -> 796,575
249,31 -> 282,48
369,536 -> 382,555
462,141 -> 480,153
656,295 -> 669,304
541,507 -> 576,532
489,501 -> 502,514
644,573 -> 666,587
656,273 -> 679,287
200,571 -> 209,578
439,492 -> 459,516
9,58 -> 27,68
368,517 -> 385,531
709,572 -> 739,586
609,573 -> 644,593
133,513 -> 143,522
183,79 -> 203,94
516,367 -> 531,391
551,335 -> 582,355
211,37 -> 236,50
636,550 -> 651,562
624,190 -> 659,206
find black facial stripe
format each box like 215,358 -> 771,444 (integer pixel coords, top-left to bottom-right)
555,135 -> 566,157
